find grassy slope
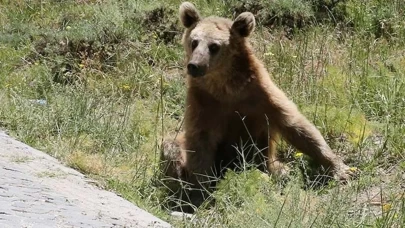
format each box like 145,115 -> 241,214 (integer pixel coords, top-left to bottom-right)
0,0 -> 404,227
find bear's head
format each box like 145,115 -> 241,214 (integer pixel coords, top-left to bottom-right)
179,2 -> 256,78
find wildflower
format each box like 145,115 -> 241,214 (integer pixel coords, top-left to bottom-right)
294,152 -> 303,159
79,64 -> 85,68
349,167 -> 358,172
66,26 -> 72,30
122,84 -> 130,91
264,52 -> 274,56
382,203 -> 391,213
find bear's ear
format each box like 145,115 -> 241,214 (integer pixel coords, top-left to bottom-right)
179,2 -> 201,28
231,12 -> 256,37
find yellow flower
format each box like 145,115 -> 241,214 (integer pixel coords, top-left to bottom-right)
382,203 -> 391,213
294,152 -> 303,159
79,64 -> 85,68
66,26 -> 72,30
349,167 -> 358,172
121,84 -> 130,91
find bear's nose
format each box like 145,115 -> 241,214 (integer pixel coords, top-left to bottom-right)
187,63 -> 206,77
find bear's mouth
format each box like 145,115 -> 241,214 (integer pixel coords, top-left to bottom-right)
187,63 -> 206,77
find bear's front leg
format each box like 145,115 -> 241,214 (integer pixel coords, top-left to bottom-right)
160,131 -> 217,212
181,131 -> 218,188
262,85 -> 354,182
278,112 -> 353,181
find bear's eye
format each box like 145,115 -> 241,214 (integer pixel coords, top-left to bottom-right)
209,43 -> 220,54
191,40 -> 199,50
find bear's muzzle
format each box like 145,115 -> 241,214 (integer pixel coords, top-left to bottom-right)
187,63 -> 207,77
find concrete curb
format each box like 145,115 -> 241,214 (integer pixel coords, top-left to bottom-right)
0,131 -> 171,228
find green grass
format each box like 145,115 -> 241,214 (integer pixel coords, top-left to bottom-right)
0,0 -> 404,227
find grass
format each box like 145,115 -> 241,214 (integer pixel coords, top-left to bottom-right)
0,0 -> 404,227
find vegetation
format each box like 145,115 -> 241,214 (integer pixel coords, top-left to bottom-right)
0,0 -> 404,227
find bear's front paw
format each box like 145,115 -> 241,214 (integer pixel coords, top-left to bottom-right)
332,163 -> 359,183
268,160 -> 290,180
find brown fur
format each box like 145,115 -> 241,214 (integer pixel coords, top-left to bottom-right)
160,2 -> 353,212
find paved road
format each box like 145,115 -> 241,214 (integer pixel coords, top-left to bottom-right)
0,131 -> 171,228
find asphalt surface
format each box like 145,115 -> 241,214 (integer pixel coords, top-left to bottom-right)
0,131 -> 171,228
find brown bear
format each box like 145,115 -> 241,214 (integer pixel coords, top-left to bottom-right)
160,2 -> 354,212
